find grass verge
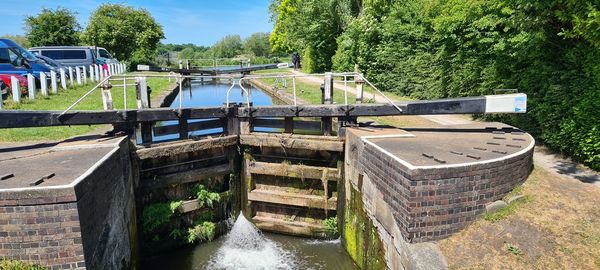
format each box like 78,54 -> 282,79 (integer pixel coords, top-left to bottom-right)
438,167 -> 600,269
0,73 -> 172,142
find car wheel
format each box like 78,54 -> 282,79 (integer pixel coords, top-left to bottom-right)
0,81 -> 8,100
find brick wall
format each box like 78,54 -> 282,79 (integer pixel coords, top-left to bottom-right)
348,132 -> 534,243
0,137 -> 137,269
0,199 -> 85,269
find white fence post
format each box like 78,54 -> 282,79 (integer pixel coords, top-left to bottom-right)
40,72 -> 48,96
60,68 -> 67,89
27,74 -> 35,100
99,65 -> 105,80
50,70 -> 58,94
76,67 -> 82,85
82,66 -> 87,84
11,76 -> 20,103
89,65 -> 95,82
68,67 -> 74,86
95,65 -> 100,81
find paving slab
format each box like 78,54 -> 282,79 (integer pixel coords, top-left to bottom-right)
0,135 -> 125,189
355,122 -> 534,168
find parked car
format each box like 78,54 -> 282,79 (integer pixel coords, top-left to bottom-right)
29,46 -> 97,68
29,46 -> 119,67
92,46 -> 119,65
0,38 -> 53,84
0,74 -> 28,100
36,55 -> 69,79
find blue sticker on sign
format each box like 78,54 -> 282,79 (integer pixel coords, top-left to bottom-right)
514,96 -> 526,112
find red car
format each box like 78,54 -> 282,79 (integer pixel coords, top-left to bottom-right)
0,74 -> 28,100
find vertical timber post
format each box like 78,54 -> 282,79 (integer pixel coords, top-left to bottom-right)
60,68 -> 67,89
11,76 -> 20,103
40,72 -> 48,96
136,77 -> 153,143
27,74 -> 35,100
101,82 -> 113,110
50,70 -> 58,94
82,66 -> 87,84
322,72 -> 333,135
284,117 -> 294,133
76,67 -> 82,85
355,74 -> 365,104
226,103 -> 240,136
68,67 -> 74,86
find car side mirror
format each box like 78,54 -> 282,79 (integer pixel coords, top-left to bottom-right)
20,58 -> 31,69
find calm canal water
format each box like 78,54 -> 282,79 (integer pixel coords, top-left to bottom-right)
145,80 -> 357,270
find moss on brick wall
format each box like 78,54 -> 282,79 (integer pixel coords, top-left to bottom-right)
342,187 -> 386,270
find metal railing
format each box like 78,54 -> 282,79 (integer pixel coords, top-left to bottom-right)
57,71 -> 403,117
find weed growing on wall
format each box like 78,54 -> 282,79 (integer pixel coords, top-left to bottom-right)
323,216 -> 339,237
142,200 -> 182,234
192,184 -> 220,208
187,221 -> 216,243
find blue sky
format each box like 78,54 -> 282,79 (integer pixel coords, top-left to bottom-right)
0,0 -> 273,46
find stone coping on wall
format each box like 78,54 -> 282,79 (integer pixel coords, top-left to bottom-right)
0,136 -> 126,205
346,124 -> 535,243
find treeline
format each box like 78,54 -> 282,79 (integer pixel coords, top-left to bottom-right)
19,5 -> 164,69
270,0 -> 600,170
158,32 -> 281,66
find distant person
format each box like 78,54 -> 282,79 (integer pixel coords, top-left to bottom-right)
291,52 -> 301,70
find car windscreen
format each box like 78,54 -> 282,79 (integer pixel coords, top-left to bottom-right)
41,50 -> 87,60
98,49 -> 113,59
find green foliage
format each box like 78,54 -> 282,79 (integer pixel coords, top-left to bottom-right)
212,35 -> 243,58
243,32 -> 272,57
0,259 -> 46,270
483,196 -> 530,223
192,184 -> 221,208
82,4 -> 164,68
142,201 -> 181,234
271,0 -> 600,170
187,221 -> 216,243
505,243 -> 523,255
25,7 -> 80,46
323,216 -> 339,237
169,228 -> 186,241
270,0 -> 344,72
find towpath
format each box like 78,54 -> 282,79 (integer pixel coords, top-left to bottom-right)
291,70 -> 600,189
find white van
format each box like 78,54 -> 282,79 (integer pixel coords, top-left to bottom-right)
29,46 -> 119,67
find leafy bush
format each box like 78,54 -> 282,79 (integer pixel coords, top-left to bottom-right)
323,216 -> 339,237
0,259 -> 46,270
192,184 -> 220,208
187,221 -> 216,243
142,201 -> 181,234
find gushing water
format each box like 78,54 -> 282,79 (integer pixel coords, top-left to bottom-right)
206,214 -> 297,269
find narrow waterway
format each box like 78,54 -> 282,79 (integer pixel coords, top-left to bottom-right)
144,79 -> 357,270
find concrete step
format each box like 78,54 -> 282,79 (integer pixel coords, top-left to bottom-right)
247,161 -> 339,181
248,189 -> 336,210
252,215 -> 327,237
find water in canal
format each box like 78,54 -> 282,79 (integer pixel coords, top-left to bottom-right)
145,80 -> 357,269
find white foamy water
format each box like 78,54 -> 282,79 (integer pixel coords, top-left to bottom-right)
206,214 -> 297,270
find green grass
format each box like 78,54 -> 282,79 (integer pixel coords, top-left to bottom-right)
0,73 -> 173,142
252,68 -> 411,104
483,195 -> 531,223
0,259 -> 46,270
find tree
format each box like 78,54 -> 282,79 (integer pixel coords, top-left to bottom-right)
243,32 -> 271,57
212,35 -> 243,58
24,8 -> 80,46
82,4 -> 164,66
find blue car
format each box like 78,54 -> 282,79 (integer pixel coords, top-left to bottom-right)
0,38 -> 53,84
